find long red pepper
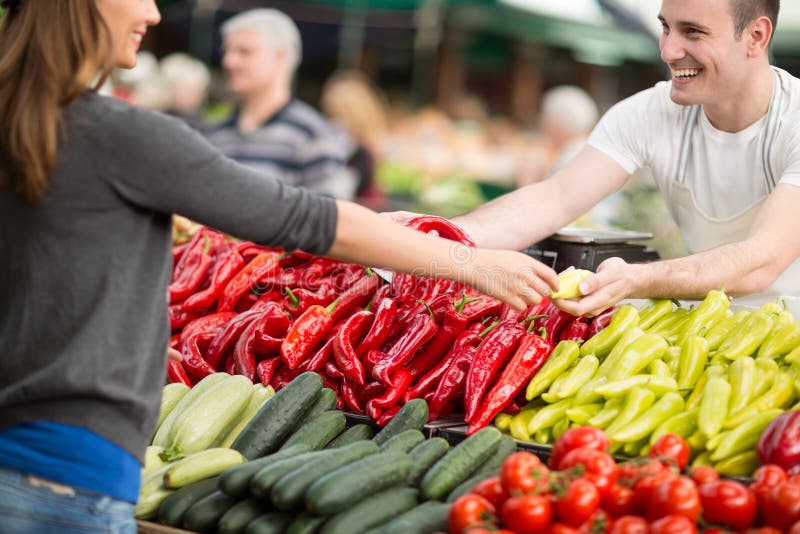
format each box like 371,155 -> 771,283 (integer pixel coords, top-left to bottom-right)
368,369 -> 412,411
403,329 -> 482,402
283,284 -> 337,316
280,300 -> 338,369
181,245 -> 246,312
329,271 -> 381,324
204,301 -> 272,369
171,229 -> 211,282
217,252 -> 280,311
271,360 -> 309,390
463,319 -> 526,422
172,242 -> 189,272
180,330 -> 219,382
169,303 -> 200,331
371,313 -> 438,383
232,318 -> 262,381
167,360 -> 193,386
169,232 -> 218,302
256,357 -> 281,387
587,306 -> 617,338
534,301 -> 575,342
376,404 -> 402,427
359,381 -> 386,407
333,310 -> 373,385
306,336 -> 335,372
406,304 -> 467,380
429,345 -> 478,421
355,298 -> 397,357
251,303 -> 291,356
340,380 -> 363,413
467,333 -> 553,434
461,296 -> 504,323
405,215 -> 476,246
559,317 -> 590,342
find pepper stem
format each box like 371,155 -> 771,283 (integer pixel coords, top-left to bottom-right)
284,287 -> 299,307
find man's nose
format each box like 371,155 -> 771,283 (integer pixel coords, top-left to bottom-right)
660,32 -> 685,64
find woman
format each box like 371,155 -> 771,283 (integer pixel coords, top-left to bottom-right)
0,1 -> 557,531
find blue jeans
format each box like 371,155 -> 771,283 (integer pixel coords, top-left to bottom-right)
0,467 -> 136,533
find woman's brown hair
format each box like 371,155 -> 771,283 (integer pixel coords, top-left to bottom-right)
0,0 -> 113,201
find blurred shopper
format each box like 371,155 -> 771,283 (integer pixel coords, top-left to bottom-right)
206,8 -> 356,199
395,0 -> 798,313
0,2 -> 557,531
160,52 -> 210,129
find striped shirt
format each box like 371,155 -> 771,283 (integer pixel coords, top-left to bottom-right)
205,99 -> 357,199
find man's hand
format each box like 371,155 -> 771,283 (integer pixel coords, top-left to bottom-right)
168,348 -> 182,363
552,257 -> 638,316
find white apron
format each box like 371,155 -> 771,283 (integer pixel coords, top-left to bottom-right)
665,70 -> 800,307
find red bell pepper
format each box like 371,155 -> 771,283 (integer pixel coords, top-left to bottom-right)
467,332 -> 553,433
559,316 -> 590,342
429,345 -> 478,421
182,245 -> 246,312
167,360 -> 193,386
355,297 -> 397,357
463,319 -> 526,422
204,302 -> 272,369
340,380 -> 363,413
333,310 -> 373,385
329,270 -> 382,324
280,300 -> 338,369
256,357 -> 281,387
251,303 -> 291,356
371,313 -> 438,384
217,252 -> 280,311
406,303 -> 467,380
756,410 -> 800,472
403,329 -> 482,402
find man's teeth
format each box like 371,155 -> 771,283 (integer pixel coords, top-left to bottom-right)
673,68 -> 700,79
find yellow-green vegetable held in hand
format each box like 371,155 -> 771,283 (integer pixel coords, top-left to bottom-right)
551,268 -> 593,299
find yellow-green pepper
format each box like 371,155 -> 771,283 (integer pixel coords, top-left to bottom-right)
580,304 -> 640,358
542,355 -> 599,402
716,310 -> 774,360
638,299 -> 676,330
650,408 -> 698,445
525,340 -> 580,400
727,356 -> 756,416
676,289 -> 729,346
677,335 -> 710,390
698,375 -> 731,438
714,451 -> 759,477
609,391 -> 685,443
606,333 -> 669,382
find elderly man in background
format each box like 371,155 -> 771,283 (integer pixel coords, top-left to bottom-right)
206,8 -> 357,199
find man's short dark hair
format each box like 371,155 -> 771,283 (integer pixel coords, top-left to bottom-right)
731,0 -> 780,39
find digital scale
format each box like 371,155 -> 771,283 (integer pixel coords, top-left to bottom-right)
524,227 -> 661,273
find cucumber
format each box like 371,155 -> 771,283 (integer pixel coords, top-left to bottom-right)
406,437 -> 449,487
280,410 -> 346,451
325,423 -> 374,448
219,444 -> 310,499
271,440 -> 379,511
153,373 -> 229,448
446,467 -> 500,502
378,429 -> 426,453
218,384 -> 276,448
162,375 -> 254,461
244,512 -> 294,534
233,372 -> 323,459
158,476 -> 221,527
420,426 -> 502,501
218,499 -> 268,534
305,450 -> 413,515
163,448 -> 245,488
372,398 -> 428,446
378,501 -> 451,534
319,486 -> 419,534
469,434 -> 516,481
249,450 -> 328,501
304,387 -> 338,420
152,382 -> 190,441
182,490 -> 238,532
286,511 -> 328,534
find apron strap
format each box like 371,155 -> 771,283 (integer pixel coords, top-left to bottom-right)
761,68 -> 782,192
674,105 -> 700,185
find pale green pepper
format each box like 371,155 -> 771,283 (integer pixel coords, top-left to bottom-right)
758,321 -> 800,359
588,397 -> 624,429
572,376 -> 608,406
647,307 -> 690,337
534,427 -> 552,445
593,375 -> 678,398
650,408 -> 698,445
527,397 -> 573,436
677,335 -> 710,390
609,392 -> 685,443
724,372 -> 795,428
565,403 -> 603,425
691,450 -> 713,468
698,375 -> 731,438
509,406 -> 539,441
604,387 -> 656,438
525,340 -> 580,400
623,439 -> 649,457
649,358 -> 673,378
580,304 -> 640,358
596,327 -> 644,378
716,311 -> 774,360
676,289 -> 730,347
687,428 -> 708,451
703,314 -> 743,352
752,358 -> 779,399
495,412 -> 513,432
551,268 -> 593,300
727,356 -> 757,416
606,334 -> 669,382
714,451 -> 759,477
638,299 -> 676,330
552,415 -> 570,441
542,355 -> 599,402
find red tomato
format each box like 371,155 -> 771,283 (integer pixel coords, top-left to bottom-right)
579,509 -> 611,534
463,529 -> 516,534
448,493 -> 496,534
555,477 -> 601,527
745,528 -> 783,534
762,483 -> 800,531
789,474 -> 800,485
502,494 -> 554,534
471,476 -> 509,511
547,523 -> 582,534
632,470 -> 675,514
649,434 -> 690,470
646,476 -> 701,522
698,479 -> 757,531
790,522 -> 800,534
649,514 -> 698,534
558,448 -> 618,497
752,465 -> 788,487
618,459 -> 670,487
501,451 -> 550,494
608,515 -> 649,534
550,426 -> 611,469
689,465 -> 719,486
602,484 -> 637,519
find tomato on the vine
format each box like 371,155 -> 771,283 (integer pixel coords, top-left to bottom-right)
501,451 -> 550,494
602,484 -> 637,519
550,426 -> 611,469
555,477 -> 600,527
547,523 -> 581,534
649,434 -> 690,470
608,515 -> 649,534
649,514 -> 698,534
752,465 -> 788,487
502,494 -> 554,534
761,483 -> 800,531
471,476 -> 508,512
689,465 -> 719,486
558,448 -> 617,497
632,469 -> 675,514
698,479 -> 757,531
448,493 -> 496,534
646,476 -> 701,522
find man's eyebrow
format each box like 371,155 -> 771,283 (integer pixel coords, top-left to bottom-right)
657,14 -> 711,31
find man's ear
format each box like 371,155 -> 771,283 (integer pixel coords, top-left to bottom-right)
746,15 -> 773,57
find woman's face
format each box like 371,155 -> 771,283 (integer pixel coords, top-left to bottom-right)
95,0 -> 161,69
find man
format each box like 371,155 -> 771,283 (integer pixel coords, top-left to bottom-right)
206,9 -> 357,199
434,0 -> 800,316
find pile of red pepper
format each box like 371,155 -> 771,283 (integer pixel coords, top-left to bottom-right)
165,217 -> 609,427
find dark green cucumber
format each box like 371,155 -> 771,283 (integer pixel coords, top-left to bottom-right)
446,466 -> 501,503
372,398 -> 428,446
232,372 -> 322,459
378,501 -> 451,534
219,444 -> 310,499
218,499 -> 268,534
271,440 -> 379,511
280,410 -> 346,451
420,426 -> 502,501
406,437 -> 450,487
243,512 -> 293,534
305,450 -> 413,515
157,475 -> 220,527
182,490 -> 238,533
325,423 -> 373,448
249,450 -> 327,500
378,429 -> 426,453
286,511 -> 328,534
469,434 -> 516,480
304,388 -> 338,420
319,487 -> 419,534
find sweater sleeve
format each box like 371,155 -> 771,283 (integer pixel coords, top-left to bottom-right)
95,98 -> 337,254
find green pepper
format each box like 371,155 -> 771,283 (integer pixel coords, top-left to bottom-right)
677,335 -> 709,390
542,355 -> 599,402
698,375 -> 731,438
691,450 -> 713,468
572,376 -> 608,406
676,289 -> 730,346
752,357 -> 779,399
647,307 -> 690,337
687,428 -> 708,451
525,340 -> 580,400
638,299 -> 676,330
534,427 -> 552,445
715,310 -> 774,360
758,321 -> 800,359
565,403 -> 603,425
705,428 -> 727,452
606,333 -> 669,382
509,405 -> 539,441
494,412 -> 513,432
664,345 -> 682,376
526,397 -> 572,436
685,365 -> 721,410
552,415 -> 571,441
587,397 -> 623,429
605,386 -> 656,438
785,344 -> 800,364
714,451 -> 759,477
623,439 -> 649,457
593,375 -> 678,398
580,304 -> 640,358
712,409 -> 783,461
724,371 -> 795,428
649,358 -> 672,378
596,327 -> 644,378
703,310 -> 748,351
650,408 -> 698,445
727,356 -> 757,416
609,392 -> 685,443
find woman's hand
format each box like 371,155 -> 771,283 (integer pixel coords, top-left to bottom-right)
167,347 -> 182,363
465,248 -> 559,310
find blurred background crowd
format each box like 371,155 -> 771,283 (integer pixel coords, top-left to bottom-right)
98,0 -> 800,259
